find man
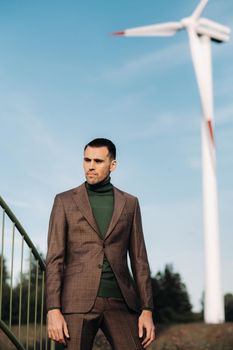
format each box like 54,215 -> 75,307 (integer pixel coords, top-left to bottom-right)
46,138 -> 155,350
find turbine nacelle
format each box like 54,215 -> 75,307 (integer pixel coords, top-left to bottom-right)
180,16 -> 230,43
181,17 -> 194,28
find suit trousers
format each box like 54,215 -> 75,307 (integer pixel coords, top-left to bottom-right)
63,296 -> 144,350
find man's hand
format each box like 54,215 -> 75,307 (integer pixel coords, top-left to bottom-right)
138,310 -> 156,348
47,309 -> 70,345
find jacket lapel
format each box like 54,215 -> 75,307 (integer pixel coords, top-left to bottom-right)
105,186 -> 126,240
72,183 -> 126,240
72,183 -> 100,237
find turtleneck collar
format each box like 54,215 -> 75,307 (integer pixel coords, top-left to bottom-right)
85,175 -> 113,193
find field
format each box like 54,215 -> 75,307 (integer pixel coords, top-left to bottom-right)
149,323 -> 233,350
93,323 -> 233,350
1,322 -> 233,349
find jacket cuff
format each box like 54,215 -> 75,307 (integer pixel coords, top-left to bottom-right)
47,307 -> 61,312
142,307 -> 153,311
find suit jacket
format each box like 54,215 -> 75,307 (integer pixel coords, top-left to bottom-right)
45,183 -> 153,314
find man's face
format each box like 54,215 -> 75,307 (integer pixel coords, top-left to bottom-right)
83,146 -> 117,185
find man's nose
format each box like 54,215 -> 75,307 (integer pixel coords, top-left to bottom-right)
89,160 -> 95,170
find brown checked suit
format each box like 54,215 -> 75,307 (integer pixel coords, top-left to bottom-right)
45,183 -> 153,348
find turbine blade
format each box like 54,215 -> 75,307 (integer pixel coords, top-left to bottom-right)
199,18 -> 231,34
113,22 -> 183,37
192,0 -> 208,20
197,26 -> 230,42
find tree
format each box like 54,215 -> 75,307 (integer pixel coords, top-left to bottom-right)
151,264 -> 193,323
0,255 -> 9,284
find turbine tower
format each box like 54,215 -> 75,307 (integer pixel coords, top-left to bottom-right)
113,0 -> 230,324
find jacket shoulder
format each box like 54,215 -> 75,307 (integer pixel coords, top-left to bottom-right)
54,183 -> 85,200
113,186 -> 138,202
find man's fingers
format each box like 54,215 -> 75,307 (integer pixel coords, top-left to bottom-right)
141,327 -> 151,346
48,329 -> 56,342
48,327 -> 65,344
141,327 -> 150,346
48,328 -> 55,341
54,329 -> 61,342
138,321 -> 143,338
58,327 -> 66,344
142,327 -> 156,348
63,321 -> 70,339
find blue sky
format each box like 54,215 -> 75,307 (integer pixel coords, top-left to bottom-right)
0,0 -> 232,311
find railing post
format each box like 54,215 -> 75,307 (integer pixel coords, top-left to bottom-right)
0,210 -> 6,320
26,249 -> 32,350
50,340 -> 55,350
18,236 -> 24,341
9,223 -> 16,330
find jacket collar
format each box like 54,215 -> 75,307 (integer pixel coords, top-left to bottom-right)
72,183 -> 126,240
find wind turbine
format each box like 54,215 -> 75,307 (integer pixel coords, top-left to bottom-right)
113,0 -> 230,324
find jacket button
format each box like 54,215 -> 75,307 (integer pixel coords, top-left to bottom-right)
98,264 -> 103,269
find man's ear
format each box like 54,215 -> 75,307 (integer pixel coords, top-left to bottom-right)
110,159 -> 117,172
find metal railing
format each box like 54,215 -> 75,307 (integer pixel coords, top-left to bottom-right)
0,195 -> 54,350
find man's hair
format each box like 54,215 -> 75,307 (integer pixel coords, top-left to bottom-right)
84,138 -> 116,160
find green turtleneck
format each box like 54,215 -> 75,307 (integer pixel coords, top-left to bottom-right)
86,177 -> 123,299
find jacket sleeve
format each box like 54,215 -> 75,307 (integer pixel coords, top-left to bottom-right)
45,195 -> 67,311
129,197 -> 153,310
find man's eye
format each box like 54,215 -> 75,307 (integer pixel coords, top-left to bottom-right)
95,160 -> 103,163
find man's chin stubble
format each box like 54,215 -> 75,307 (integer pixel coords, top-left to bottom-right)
86,178 -> 99,185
